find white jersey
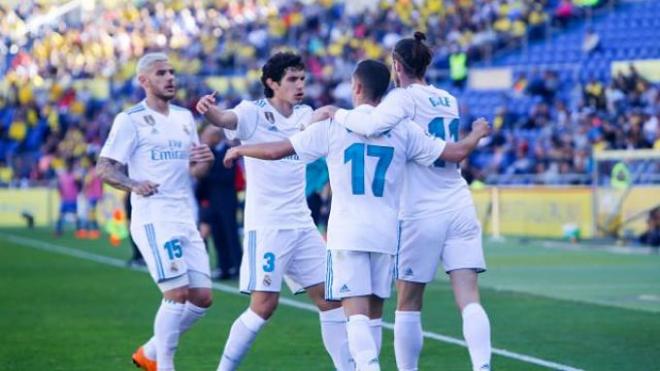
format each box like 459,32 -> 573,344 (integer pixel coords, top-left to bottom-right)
335,84 -> 473,220
227,99 -> 314,230
290,104 -> 446,254
99,101 -> 199,223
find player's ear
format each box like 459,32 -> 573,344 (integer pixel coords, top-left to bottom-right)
266,78 -> 279,93
137,73 -> 148,89
392,59 -> 403,74
354,80 -> 362,96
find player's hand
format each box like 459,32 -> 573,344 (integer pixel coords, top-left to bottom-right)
131,180 -> 159,197
471,117 -> 491,139
223,147 -> 241,168
196,91 -> 217,115
311,105 -> 339,123
190,144 -> 214,163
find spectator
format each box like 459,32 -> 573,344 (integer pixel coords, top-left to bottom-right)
554,0 -> 575,27
55,158 -> 82,237
582,27 -> 601,54
639,207 -> 660,248
449,44 -> 468,89
82,155 -> 103,239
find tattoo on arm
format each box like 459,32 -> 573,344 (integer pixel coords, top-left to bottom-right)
96,157 -> 137,192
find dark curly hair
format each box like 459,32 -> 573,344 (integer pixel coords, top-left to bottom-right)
261,52 -> 305,98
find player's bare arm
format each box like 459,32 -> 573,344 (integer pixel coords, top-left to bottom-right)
189,143 -> 215,178
196,92 -> 238,129
97,157 -> 159,196
223,140 -> 294,168
438,117 -> 491,163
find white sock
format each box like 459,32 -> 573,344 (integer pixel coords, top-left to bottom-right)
346,314 -> 380,371
143,301 -> 208,360
369,318 -> 383,355
462,303 -> 491,371
319,307 -> 353,371
394,311 -> 423,371
154,300 -> 185,371
217,309 -> 267,371
144,337 -> 157,360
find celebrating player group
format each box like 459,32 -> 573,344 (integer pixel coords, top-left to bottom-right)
99,31 -> 492,371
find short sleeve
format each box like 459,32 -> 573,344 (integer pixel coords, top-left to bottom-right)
289,119 -> 331,163
404,120 -> 447,167
99,112 -> 138,164
226,100 -> 259,141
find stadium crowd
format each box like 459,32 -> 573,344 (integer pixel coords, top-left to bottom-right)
0,0 -> 658,188
462,64 -> 659,185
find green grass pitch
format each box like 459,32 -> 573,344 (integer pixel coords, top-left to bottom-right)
1,227 -> 659,370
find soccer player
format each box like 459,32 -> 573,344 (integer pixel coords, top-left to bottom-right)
222,59 -> 490,371
196,52 -> 351,371
97,52 -> 215,371
324,32 -> 493,371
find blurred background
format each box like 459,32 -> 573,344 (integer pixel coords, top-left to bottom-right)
1,1 -> 659,370
0,0 -> 658,247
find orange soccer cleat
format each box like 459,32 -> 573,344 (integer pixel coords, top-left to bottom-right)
75,229 -> 89,239
131,346 -> 157,371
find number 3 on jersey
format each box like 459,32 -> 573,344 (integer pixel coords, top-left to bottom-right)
428,117 -> 459,168
344,143 -> 394,197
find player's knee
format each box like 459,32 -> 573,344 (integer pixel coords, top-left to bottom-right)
396,283 -> 424,311
317,298 -> 342,312
397,295 -> 423,311
187,287 -> 213,308
250,296 -> 279,319
191,293 -> 213,308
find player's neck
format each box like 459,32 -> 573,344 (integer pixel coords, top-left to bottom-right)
399,76 -> 426,88
267,97 -> 294,118
355,97 -> 378,107
145,95 -> 170,116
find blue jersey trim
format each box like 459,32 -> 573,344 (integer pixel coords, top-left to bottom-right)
126,104 -> 146,114
145,224 -> 165,280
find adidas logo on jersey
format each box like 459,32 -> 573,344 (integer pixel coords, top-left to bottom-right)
339,284 -> 350,293
479,364 -> 490,370
404,267 -> 414,277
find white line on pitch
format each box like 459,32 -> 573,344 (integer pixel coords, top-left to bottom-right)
2,232 -> 583,371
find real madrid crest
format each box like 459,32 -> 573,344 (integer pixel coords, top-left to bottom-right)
144,115 -> 156,126
144,115 -> 158,134
264,111 -> 275,125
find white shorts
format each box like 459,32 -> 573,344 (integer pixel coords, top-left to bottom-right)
326,250 -> 394,301
130,220 -> 211,292
239,227 -> 325,294
396,206 -> 485,283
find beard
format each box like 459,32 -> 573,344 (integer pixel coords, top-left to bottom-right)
155,88 -> 176,101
